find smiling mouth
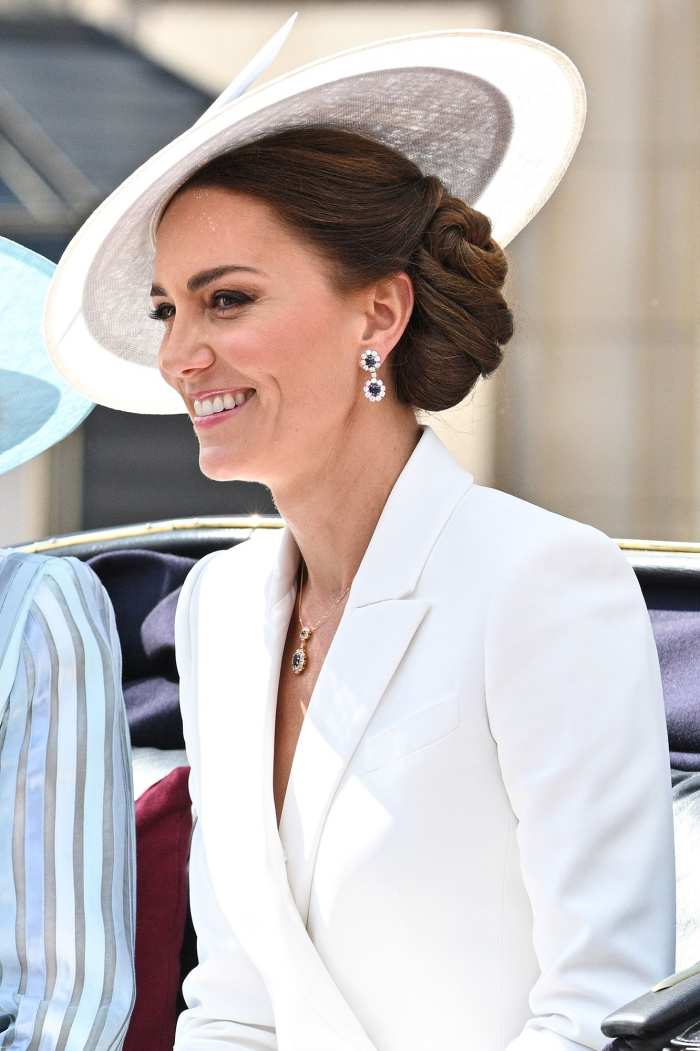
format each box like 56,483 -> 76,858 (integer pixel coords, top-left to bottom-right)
189,388 -> 255,424
193,389 -> 255,418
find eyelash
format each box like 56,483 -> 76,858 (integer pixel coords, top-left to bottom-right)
148,290 -> 255,322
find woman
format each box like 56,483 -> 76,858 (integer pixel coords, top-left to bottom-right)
44,27 -> 675,1051
0,238 -> 136,1049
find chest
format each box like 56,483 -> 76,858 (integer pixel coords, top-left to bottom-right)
273,608 -> 343,827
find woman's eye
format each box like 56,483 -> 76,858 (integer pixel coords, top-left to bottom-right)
211,290 -> 254,310
148,303 -> 174,322
147,292 -> 253,322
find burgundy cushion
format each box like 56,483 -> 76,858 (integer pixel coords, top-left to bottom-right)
124,765 -> 192,1051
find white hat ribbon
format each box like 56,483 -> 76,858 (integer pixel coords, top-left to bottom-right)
194,12 -> 299,127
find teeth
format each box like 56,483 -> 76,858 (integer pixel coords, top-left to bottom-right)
193,398 -> 216,416
193,390 -> 254,417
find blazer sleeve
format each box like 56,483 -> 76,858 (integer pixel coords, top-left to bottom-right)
173,552 -> 277,1051
484,524 -> 675,1051
0,556 -> 136,1051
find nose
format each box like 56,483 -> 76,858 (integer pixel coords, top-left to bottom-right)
158,312 -> 216,386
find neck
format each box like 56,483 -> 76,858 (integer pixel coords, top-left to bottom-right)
271,406 -> 422,607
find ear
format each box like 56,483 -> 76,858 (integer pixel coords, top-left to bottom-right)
359,272 -> 414,361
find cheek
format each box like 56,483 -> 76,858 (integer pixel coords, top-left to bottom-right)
281,297 -> 358,387
225,304 -> 348,395
209,290 -> 354,406
276,295 -> 336,350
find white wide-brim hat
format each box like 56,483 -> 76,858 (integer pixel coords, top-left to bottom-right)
44,17 -> 586,415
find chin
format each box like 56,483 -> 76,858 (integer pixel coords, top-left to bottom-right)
198,450 -> 258,483
199,460 -> 244,482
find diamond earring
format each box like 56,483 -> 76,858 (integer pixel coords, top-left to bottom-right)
360,349 -> 386,402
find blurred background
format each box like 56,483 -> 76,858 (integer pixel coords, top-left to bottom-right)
0,0 -> 698,545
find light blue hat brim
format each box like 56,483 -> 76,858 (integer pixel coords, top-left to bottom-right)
0,237 -> 93,476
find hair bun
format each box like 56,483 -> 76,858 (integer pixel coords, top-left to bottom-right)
389,174 -> 514,412
420,176 -> 508,292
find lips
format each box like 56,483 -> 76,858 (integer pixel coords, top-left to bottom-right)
192,390 -> 255,417
191,388 -> 256,428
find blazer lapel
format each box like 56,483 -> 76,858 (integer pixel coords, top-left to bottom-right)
280,598 -> 429,921
194,527 -> 381,1049
195,527 -> 289,913
280,425 -> 474,922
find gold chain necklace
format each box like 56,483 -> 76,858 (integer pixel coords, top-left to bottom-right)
291,561 -> 352,675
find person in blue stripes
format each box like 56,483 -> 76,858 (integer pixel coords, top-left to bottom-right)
0,238 -> 136,1050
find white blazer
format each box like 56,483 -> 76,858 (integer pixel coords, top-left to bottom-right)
173,425 -> 675,1051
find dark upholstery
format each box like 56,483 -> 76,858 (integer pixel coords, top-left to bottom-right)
87,549 -> 195,749
649,608 -> 700,771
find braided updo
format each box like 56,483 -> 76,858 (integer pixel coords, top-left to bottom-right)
170,125 -> 513,412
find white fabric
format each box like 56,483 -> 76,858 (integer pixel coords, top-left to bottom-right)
131,746 -> 189,800
173,425 -> 675,1051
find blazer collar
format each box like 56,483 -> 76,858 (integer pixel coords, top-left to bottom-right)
260,423 -> 475,612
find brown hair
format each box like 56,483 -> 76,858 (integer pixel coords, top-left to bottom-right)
171,125 -> 513,412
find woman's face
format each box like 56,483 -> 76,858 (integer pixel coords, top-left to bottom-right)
153,186 -> 395,486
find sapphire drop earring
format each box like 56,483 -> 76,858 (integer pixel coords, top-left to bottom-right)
360,349 -> 386,402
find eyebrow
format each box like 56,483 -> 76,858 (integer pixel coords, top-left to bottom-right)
150,264 -> 265,297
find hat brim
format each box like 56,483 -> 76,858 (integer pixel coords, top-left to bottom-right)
44,28 -> 586,415
0,238 -> 93,475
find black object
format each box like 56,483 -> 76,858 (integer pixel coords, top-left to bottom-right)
602,969 -> 700,1051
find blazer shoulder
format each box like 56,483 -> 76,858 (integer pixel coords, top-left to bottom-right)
180,533 -> 277,596
175,533 -> 278,641
443,481 -> 629,587
463,481 -> 617,545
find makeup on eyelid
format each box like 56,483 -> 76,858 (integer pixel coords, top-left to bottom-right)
149,289 -> 255,321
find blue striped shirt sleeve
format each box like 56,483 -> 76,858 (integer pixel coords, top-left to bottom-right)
0,554 -> 136,1051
